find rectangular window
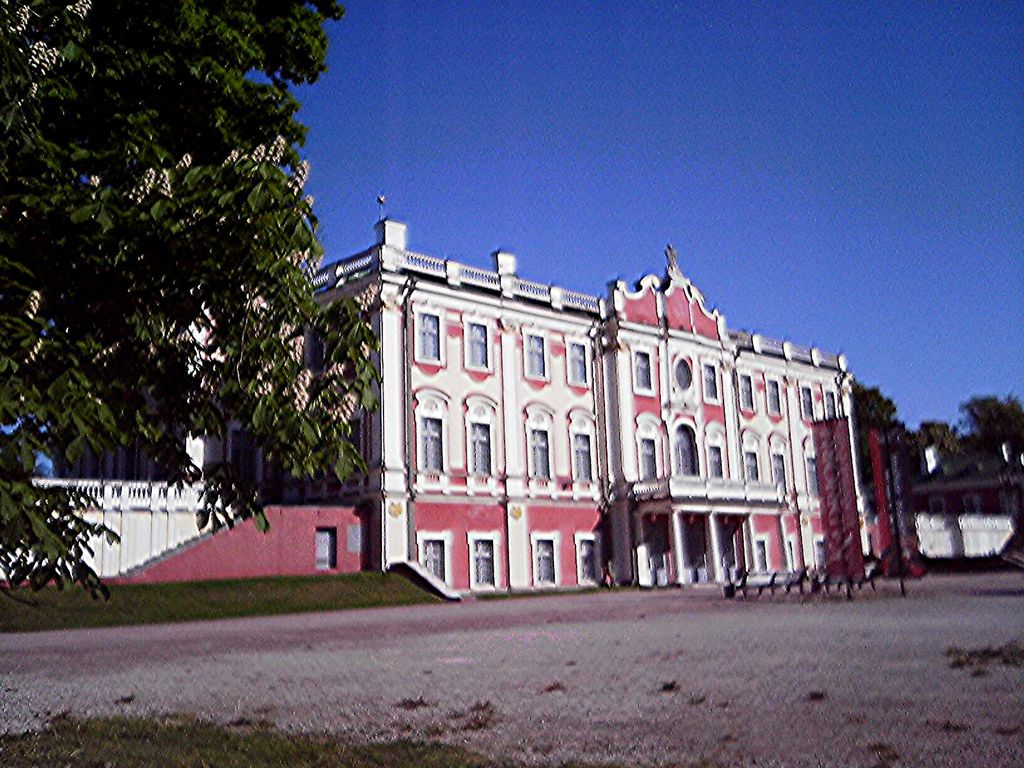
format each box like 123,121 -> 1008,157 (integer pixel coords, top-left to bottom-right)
346,524 -> 362,554
470,423 -> 491,476
825,392 -> 837,419
578,539 -> 598,584
785,539 -> 796,571
754,540 -> 768,572
423,538 -> 446,582
526,334 -> 546,378
530,429 -> 550,480
634,351 -> 653,392
573,433 -> 593,482
772,453 -> 787,492
739,374 -> 754,411
963,494 -> 981,515
703,364 -> 718,401
708,445 -> 724,478
535,538 -> 556,585
473,538 -> 495,587
640,438 -> 657,481
767,380 -> 781,416
315,527 -> 337,570
744,450 -> 760,482
421,417 -> 443,472
419,313 -> 441,362
929,496 -> 946,515
467,322 -> 489,369
806,456 -> 819,496
800,386 -> 814,420
568,342 -> 588,386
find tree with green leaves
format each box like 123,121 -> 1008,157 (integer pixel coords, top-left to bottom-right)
960,395 -> 1024,459
908,420 -> 962,462
1,0 -> 377,596
851,381 -> 901,484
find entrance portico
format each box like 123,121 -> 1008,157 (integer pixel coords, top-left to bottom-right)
631,476 -> 787,586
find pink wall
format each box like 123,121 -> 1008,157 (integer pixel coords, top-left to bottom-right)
415,501 -> 506,590
120,505 -> 365,584
528,504 -> 602,587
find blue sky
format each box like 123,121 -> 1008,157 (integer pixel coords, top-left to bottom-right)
296,1 -> 1022,430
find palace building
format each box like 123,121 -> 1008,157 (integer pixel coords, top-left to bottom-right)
50,219 -> 867,592
300,219 -> 865,592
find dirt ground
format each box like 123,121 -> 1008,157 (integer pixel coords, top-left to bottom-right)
2,571 -> 1022,767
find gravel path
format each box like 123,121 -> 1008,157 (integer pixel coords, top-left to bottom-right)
2,572 -> 1022,767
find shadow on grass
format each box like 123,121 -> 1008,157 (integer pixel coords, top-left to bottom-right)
0,573 -> 438,634
0,716 -> 729,768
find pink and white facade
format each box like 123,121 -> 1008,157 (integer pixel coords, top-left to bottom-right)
307,219 -> 865,592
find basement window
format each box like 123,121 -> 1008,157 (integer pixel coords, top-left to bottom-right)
315,527 -> 337,570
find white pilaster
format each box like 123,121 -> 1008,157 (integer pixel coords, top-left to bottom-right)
709,513 -> 726,582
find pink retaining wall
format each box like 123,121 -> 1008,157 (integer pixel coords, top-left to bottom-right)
119,505 -> 365,584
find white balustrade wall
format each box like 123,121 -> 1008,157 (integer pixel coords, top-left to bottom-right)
35,478 -> 206,578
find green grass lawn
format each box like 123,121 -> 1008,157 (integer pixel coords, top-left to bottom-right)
0,572 -> 437,634
0,716 -> 723,768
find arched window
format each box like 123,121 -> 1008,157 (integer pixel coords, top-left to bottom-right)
673,425 -> 698,477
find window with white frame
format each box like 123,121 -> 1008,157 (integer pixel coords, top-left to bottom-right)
533,536 -> 557,586
525,333 -> 547,379
708,444 -> 724,478
814,537 -> 826,570
703,363 -> 719,401
468,533 -> 498,588
418,312 -> 441,363
576,535 -> 598,584
929,496 -> 946,515
420,416 -> 443,473
573,432 -> 593,482
771,452 -> 787,492
639,437 -> 658,481
674,358 -> 693,390
634,350 -> 653,393
785,538 -> 797,570
800,386 -> 814,420
470,422 -> 492,476
568,342 -> 588,386
466,321 -> 489,370
767,380 -> 782,416
754,538 -> 769,571
806,455 -> 819,496
530,428 -> 551,480
673,425 -> 698,477
963,494 -> 981,515
422,538 -> 446,582
825,391 -> 837,419
739,374 -> 754,411
744,449 -> 760,482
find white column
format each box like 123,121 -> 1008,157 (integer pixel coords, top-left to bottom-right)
380,287 -> 409,565
721,361 -> 741,479
634,514 -> 652,587
708,513 -> 726,582
742,517 -> 756,571
671,510 -> 693,584
777,514 -> 788,571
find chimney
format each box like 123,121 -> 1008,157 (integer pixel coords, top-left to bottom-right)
374,218 -> 407,251
924,445 -> 939,475
491,250 -> 517,276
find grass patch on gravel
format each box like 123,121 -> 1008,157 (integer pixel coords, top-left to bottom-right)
0,573 -> 437,633
946,641 -> 1024,671
0,716 -> 727,768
